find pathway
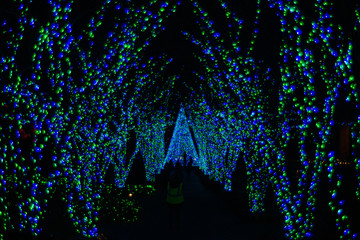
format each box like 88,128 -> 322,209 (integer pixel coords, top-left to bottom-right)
99,170 -> 283,240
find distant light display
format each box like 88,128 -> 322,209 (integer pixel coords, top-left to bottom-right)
164,107 -> 199,166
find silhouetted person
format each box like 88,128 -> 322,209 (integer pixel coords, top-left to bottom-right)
160,160 -> 174,195
166,161 -> 184,231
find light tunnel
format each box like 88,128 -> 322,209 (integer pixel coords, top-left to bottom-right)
1,0 -> 360,239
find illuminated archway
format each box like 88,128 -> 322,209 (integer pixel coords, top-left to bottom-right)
164,107 -> 199,165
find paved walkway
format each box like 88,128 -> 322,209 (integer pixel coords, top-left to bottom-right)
9,169 -> 282,240
99,170 -> 283,240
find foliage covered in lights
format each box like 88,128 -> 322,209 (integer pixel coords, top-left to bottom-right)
185,0 -> 272,209
136,111 -> 168,182
100,184 -> 155,223
0,0 -> 177,238
1,0 -> 360,239
184,0 -> 360,239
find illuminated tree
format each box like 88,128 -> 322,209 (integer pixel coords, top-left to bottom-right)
0,0 -> 178,238
185,0 -> 360,238
264,0 -> 359,238
184,0 -> 273,210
